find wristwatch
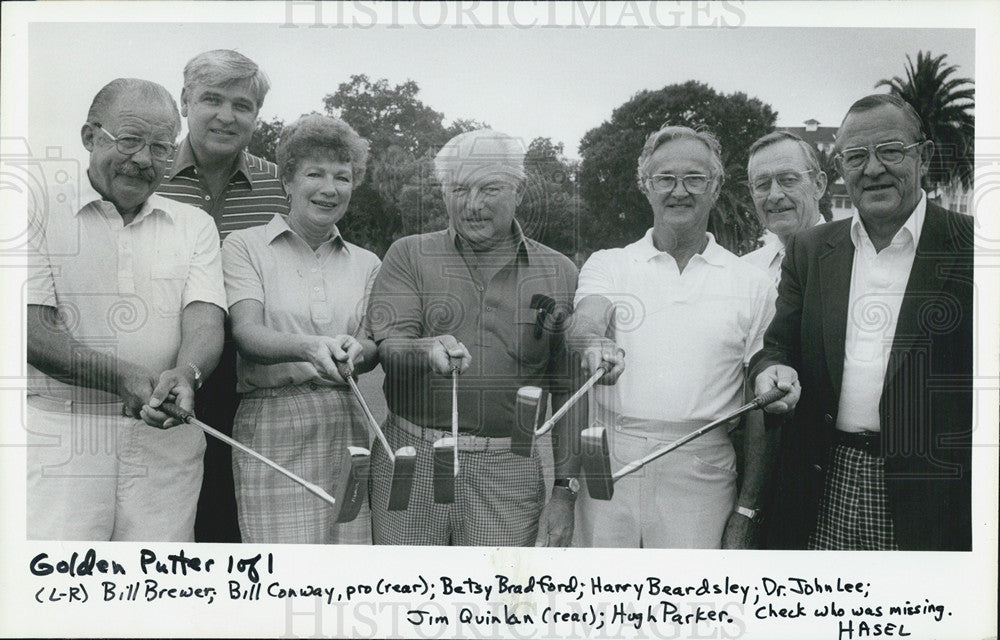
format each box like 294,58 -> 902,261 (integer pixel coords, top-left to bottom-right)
186,362 -> 203,391
735,505 -> 762,524
553,478 -> 580,495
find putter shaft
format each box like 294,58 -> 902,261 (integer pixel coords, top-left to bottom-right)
159,402 -> 337,506
451,368 -> 459,476
345,375 -> 396,463
611,387 -> 788,482
536,366 -> 605,437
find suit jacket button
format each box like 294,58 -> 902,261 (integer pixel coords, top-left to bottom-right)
812,464 -> 824,472
824,414 -> 834,424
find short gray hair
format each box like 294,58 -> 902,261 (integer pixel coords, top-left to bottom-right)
434,129 -> 526,185
837,93 -> 926,147
183,49 -> 270,110
87,78 -> 180,137
747,130 -> 822,175
636,125 -> 724,190
276,114 -> 369,184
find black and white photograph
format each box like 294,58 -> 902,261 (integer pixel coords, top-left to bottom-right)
1,1 -> 997,638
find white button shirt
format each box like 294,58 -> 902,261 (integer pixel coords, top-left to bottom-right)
27,179 -> 226,403
576,230 -> 776,422
836,193 -> 926,432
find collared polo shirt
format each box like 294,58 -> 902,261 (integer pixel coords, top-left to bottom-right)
27,180 -> 227,403
156,137 -> 288,240
837,193 -> 927,432
222,214 -> 381,393
576,229 -> 775,422
743,217 -> 824,287
741,230 -> 784,287
369,226 -> 578,437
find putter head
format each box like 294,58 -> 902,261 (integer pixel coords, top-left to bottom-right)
386,446 -> 417,511
512,386 -> 544,457
432,437 -> 456,504
334,446 -> 370,523
580,426 -> 614,500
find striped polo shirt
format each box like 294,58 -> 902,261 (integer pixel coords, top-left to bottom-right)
157,137 -> 289,240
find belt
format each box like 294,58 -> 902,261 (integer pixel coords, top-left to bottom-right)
243,381 -> 348,398
27,394 -> 124,417
387,413 -> 512,453
835,430 -> 882,458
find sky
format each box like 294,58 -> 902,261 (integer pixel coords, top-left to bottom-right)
24,18 -> 974,162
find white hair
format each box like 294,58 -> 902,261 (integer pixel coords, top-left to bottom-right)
434,129 -> 526,185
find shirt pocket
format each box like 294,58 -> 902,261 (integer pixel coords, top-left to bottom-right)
149,252 -> 188,317
506,307 -> 552,369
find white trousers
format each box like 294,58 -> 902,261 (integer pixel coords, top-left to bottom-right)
574,415 -> 737,548
27,397 -> 205,541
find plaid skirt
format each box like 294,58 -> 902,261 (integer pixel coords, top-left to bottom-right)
232,383 -> 371,544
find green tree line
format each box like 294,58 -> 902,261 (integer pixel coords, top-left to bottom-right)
249,53 -> 973,261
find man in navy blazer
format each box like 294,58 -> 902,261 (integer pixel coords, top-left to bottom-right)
749,94 -> 973,551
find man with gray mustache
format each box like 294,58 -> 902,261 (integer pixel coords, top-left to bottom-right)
26,78 -> 226,541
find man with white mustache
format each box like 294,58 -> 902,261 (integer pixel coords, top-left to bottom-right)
26,78 -> 226,541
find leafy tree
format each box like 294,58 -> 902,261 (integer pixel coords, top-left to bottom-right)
324,75 -> 453,159
522,137 -> 585,259
577,81 -> 776,255
248,116 -> 285,164
875,51 -> 975,191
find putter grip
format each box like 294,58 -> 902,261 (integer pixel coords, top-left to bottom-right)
158,401 -> 194,424
753,387 -> 788,408
335,360 -> 354,381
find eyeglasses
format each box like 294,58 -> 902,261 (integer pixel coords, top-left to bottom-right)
748,170 -> 813,195
90,123 -> 177,161
836,141 -> 923,171
645,173 -> 713,195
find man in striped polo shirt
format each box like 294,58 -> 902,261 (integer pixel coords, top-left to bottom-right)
157,50 -> 288,542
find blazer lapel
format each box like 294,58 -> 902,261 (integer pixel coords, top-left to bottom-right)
819,222 -> 854,397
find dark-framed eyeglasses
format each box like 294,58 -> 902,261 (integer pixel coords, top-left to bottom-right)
836,141 -> 923,171
748,170 -> 813,195
90,123 -> 177,161
645,173 -> 713,195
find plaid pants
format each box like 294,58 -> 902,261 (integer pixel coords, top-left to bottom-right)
233,384 -> 371,544
809,444 -> 898,550
370,413 -> 545,546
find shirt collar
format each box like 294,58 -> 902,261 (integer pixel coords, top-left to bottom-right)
77,171 -> 174,224
265,213 -> 348,252
167,136 -> 254,188
850,190 -> 926,249
631,228 -> 727,267
448,219 -> 531,263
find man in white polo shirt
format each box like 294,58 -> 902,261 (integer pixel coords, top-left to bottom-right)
26,78 -> 226,541
570,124 -> 776,548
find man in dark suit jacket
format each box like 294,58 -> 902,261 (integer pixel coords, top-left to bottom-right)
749,94 -> 973,551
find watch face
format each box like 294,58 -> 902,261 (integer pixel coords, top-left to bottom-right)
568,478 -> 581,493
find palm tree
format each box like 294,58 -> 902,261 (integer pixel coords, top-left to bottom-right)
876,51 -> 975,191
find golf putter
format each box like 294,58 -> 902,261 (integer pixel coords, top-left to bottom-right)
580,387 -> 788,500
333,445 -> 371,523
432,364 -> 461,504
511,386 -> 546,457
159,402 -> 338,507
337,361 -> 417,511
